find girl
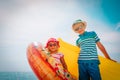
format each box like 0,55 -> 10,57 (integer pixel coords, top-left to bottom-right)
45,38 -> 75,80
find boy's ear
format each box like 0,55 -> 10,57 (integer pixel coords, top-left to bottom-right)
83,21 -> 87,28
84,25 -> 86,29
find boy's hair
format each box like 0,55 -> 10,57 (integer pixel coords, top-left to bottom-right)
45,38 -> 60,48
72,19 -> 87,28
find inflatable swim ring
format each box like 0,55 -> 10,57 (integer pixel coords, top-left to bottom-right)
27,42 -> 75,80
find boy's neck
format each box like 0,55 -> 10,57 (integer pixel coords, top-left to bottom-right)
79,31 -> 86,35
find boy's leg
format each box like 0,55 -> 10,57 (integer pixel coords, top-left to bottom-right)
78,63 -> 90,80
88,63 -> 101,80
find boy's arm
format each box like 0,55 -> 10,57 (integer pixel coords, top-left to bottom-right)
96,41 -> 116,62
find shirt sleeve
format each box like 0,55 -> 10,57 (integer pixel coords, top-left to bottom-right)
76,38 -> 80,47
58,53 -> 64,58
92,31 -> 100,43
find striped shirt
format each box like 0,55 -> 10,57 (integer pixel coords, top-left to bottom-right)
76,31 -> 100,61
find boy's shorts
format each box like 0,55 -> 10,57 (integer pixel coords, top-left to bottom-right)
78,60 -> 101,80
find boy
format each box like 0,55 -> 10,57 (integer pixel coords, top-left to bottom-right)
72,19 -> 115,80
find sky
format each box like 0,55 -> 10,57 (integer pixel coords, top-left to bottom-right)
0,0 -> 120,72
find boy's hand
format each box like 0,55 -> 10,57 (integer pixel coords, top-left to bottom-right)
110,59 -> 117,62
108,58 -> 117,62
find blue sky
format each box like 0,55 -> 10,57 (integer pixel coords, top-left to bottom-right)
0,0 -> 120,72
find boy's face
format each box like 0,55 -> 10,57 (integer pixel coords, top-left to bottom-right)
72,23 -> 86,34
47,42 -> 59,53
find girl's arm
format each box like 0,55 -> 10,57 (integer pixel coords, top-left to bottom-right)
60,57 -> 68,70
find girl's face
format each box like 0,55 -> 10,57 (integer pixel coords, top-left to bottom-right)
47,42 -> 59,53
72,23 -> 86,34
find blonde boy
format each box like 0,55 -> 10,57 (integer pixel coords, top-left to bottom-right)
72,19 -> 115,80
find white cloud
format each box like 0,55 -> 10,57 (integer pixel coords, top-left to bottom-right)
1,0 -> 120,71
1,0 -> 87,46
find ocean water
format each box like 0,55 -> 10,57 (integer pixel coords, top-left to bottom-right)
0,72 -> 37,80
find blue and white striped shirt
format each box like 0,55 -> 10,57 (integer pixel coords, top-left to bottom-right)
76,31 -> 100,61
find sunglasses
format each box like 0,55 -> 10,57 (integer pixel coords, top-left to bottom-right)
74,26 -> 83,31
48,43 -> 57,47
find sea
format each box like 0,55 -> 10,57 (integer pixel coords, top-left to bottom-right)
0,72 -> 37,80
